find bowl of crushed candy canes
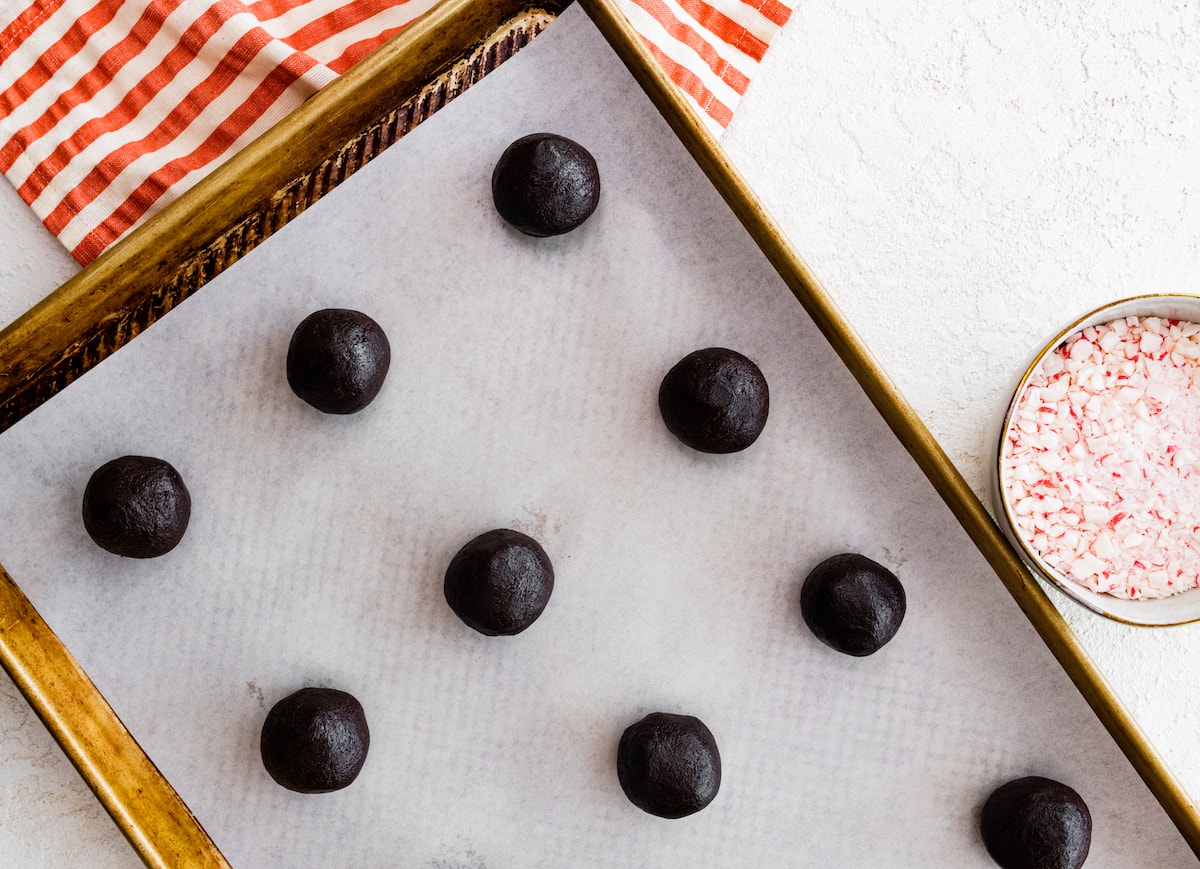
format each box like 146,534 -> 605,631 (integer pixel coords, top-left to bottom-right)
993,294 -> 1200,626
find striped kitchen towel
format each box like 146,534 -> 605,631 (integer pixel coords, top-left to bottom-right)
615,0 -> 791,134
0,0 -> 792,266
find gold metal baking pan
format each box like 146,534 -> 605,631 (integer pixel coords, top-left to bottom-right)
0,0 -> 1197,863
0,0 -> 562,864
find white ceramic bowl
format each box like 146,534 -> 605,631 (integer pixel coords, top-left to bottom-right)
992,293 -> 1200,627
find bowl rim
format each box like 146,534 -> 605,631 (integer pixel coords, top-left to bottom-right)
992,292 -> 1200,627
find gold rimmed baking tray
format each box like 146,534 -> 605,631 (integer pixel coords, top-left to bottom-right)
0,0 -> 1197,863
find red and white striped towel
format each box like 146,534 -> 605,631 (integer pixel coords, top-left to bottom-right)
0,0 -> 792,266
615,0 -> 790,134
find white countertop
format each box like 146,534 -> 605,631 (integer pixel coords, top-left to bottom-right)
0,3 -> 1194,866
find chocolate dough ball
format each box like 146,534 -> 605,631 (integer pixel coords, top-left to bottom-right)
981,776 -> 1092,869
491,133 -> 600,236
800,553 -> 906,656
617,712 -> 721,818
82,456 -> 190,558
444,529 -> 554,636
658,348 -> 769,453
286,308 -> 390,414
260,687 -> 369,794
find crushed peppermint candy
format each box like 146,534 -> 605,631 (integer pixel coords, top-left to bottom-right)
1001,315 -> 1200,600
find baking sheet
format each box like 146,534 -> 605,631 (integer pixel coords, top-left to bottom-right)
0,6 -> 1191,865
720,0 -> 1200,816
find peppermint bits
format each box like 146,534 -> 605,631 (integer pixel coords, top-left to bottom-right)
1001,316 -> 1200,600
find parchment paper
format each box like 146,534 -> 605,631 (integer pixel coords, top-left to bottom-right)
0,6 -> 1190,866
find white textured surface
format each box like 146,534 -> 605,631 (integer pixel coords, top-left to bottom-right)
0,176 -> 77,330
723,0 -> 1200,831
0,3 -> 1193,867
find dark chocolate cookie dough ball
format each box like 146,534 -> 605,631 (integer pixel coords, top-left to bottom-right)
617,712 -> 721,818
491,133 -> 600,236
658,348 -> 769,453
286,308 -> 390,414
800,553 -> 905,656
82,456 -> 190,558
260,687 -> 370,794
444,529 -> 554,636
980,776 -> 1092,869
